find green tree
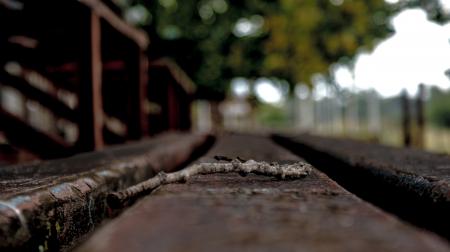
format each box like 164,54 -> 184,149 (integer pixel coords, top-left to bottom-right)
122,0 -> 398,93
427,87 -> 450,128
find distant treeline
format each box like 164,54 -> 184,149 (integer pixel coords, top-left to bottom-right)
427,86 -> 450,128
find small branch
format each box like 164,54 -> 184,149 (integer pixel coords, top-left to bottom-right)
107,159 -> 313,209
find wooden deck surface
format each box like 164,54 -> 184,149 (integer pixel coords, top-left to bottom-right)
76,134 -> 450,252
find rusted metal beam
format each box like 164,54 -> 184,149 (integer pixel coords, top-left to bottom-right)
0,132 -> 212,251
77,135 -> 450,252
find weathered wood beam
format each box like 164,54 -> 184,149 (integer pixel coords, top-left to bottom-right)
76,135 -> 450,252
274,134 -> 450,240
78,0 -> 149,49
0,133 -> 212,251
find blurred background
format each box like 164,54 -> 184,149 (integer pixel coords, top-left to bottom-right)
2,0 -> 450,164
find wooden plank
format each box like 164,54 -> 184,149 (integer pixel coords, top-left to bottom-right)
78,0 -> 149,49
274,134 -> 450,240
0,133 -> 212,251
76,135 -> 450,252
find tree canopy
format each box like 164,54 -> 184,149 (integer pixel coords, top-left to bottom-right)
116,0 -> 445,94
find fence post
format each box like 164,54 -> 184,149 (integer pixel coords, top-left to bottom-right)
401,90 -> 411,147
416,84 -> 425,148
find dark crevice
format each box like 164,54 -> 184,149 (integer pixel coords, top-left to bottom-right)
272,135 -> 450,242
173,134 -> 216,171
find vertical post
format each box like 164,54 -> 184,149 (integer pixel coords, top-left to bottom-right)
416,84 -> 425,148
77,10 -> 104,151
401,90 -> 411,147
127,44 -> 148,139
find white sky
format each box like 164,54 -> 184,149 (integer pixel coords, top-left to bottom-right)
230,77 -> 250,97
235,3 -> 450,104
335,7 -> 450,97
254,78 -> 283,104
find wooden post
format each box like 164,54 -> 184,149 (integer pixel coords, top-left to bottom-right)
401,90 -> 411,147
77,10 -> 104,151
416,84 -> 425,148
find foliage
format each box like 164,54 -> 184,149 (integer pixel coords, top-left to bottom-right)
261,0 -> 393,87
123,0 -> 399,94
255,103 -> 290,128
391,0 -> 450,23
427,87 -> 450,128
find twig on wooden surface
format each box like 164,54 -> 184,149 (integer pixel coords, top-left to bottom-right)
107,159 -> 312,209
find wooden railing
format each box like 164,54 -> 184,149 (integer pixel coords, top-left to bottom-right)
0,0 -> 195,160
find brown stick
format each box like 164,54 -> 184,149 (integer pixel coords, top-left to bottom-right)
107,159 -> 313,209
